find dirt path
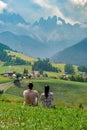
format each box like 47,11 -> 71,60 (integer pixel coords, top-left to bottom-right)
0,82 -> 13,92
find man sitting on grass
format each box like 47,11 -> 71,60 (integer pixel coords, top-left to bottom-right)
23,82 -> 39,106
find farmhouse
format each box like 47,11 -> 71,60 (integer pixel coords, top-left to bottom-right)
2,71 -> 16,77
32,67 -> 40,78
62,73 -> 69,79
33,71 -> 40,78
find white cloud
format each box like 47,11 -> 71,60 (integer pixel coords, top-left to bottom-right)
71,0 -> 87,6
3,0 -> 87,26
0,1 -> 7,13
34,0 -> 50,8
51,6 -> 78,25
34,0 -> 78,25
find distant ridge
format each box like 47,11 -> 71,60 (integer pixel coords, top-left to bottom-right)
51,38 -> 87,66
0,42 -> 11,50
0,31 -> 46,58
0,10 -> 28,25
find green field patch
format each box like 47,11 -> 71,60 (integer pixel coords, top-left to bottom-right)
7,50 -> 37,63
4,79 -> 87,107
0,101 -> 87,130
0,76 -> 12,84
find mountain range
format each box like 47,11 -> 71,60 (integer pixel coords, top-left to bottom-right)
0,31 -> 46,58
51,38 -> 87,66
0,10 -> 87,63
0,10 -> 28,25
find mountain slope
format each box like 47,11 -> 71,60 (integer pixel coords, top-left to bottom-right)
0,31 -> 46,58
0,10 -> 28,25
0,13 -> 87,58
0,42 -> 11,50
0,42 -> 31,65
51,38 -> 87,66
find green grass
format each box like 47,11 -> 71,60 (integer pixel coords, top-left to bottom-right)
0,51 -> 79,78
5,78 -> 87,107
7,50 -> 37,63
51,62 -> 79,76
0,64 -> 32,74
0,100 -> 87,130
0,94 -> 23,103
0,78 -> 87,130
0,76 -> 12,84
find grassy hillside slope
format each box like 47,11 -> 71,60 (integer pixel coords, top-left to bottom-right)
0,78 -> 87,129
51,38 -> 87,66
4,79 -> 87,107
0,100 -> 87,130
7,50 -> 37,63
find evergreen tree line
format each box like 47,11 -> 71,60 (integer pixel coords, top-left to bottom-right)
64,64 -> 87,74
0,49 -> 30,66
33,58 -> 60,72
78,66 -> 87,72
0,42 -> 11,51
69,75 -> 87,82
63,64 -> 87,82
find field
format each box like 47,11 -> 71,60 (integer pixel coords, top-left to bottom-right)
7,50 -> 37,63
0,50 -> 79,78
0,51 -> 36,74
2,78 -> 87,108
0,62 -> 78,79
0,77 -> 87,129
0,51 -> 87,129
0,75 -> 12,84
0,99 -> 87,130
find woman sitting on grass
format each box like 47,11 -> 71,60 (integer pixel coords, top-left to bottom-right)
40,85 -> 55,108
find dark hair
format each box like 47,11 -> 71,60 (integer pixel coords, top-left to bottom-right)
44,85 -> 49,98
28,82 -> 33,89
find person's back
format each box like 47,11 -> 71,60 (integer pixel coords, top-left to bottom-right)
40,92 -> 53,107
40,85 -> 54,107
23,82 -> 39,106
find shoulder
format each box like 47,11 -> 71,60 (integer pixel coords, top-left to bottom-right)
33,90 -> 39,97
49,92 -> 53,95
41,92 -> 45,96
23,90 -> 28,95
33,90 -> 38,93
40,93 -> 45,98
23,90 -> 27,93
40,93 -> 45,100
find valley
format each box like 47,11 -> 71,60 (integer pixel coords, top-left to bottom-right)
0,1 -> 87,129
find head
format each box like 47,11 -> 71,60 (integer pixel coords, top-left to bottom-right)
28,82 -> 33,90
44,85 -> 50,98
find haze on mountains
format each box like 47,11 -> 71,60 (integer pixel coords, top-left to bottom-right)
0,0 -> 87,61
51,38 -> 87,66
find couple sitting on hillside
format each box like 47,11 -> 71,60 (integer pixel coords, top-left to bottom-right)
23,82 -> 54,108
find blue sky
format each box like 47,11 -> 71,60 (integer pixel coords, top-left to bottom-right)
0,0 -> 87,26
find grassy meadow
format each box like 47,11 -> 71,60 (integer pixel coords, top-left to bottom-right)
0,75 -> 12,84
0,51 -> 87,129
2,78 -> 87,108
0,75 -> 87,129
7,50 -> 37,63
0,100 -> 87,130
0,50 -> 79,78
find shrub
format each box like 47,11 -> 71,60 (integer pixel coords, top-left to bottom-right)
0,90 -> 4,94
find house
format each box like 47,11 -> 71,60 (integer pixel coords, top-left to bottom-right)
34,71 -> 40,77
61,73 -> 69,79
3,71 -> 15,77
32,67 -> 40,78
32,71 -> 40,78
